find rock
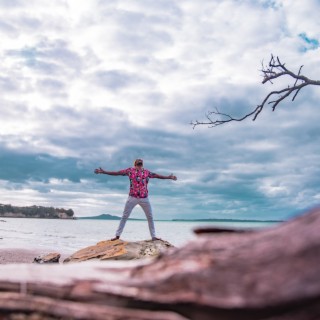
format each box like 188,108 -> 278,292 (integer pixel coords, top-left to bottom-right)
33,252 -> 61,264
63,239 -> 174,263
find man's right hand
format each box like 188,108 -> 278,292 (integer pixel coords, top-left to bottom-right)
94,167 -> 104,174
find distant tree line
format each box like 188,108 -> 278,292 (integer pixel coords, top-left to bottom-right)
0,204 -> 74,219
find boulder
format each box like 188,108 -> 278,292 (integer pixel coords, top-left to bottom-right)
33,252 -> 61,264
63,239 -> 174,263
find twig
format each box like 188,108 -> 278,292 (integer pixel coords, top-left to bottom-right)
191,55 -> 320,128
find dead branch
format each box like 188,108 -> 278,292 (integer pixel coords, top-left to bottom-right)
191,55 -> 320,128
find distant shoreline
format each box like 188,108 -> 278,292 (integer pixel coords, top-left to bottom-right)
77,214 -> 284,223
0,213 -> 284,223
0,216 -> 75,220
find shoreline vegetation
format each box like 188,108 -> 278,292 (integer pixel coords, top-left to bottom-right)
0,203 -> 74,219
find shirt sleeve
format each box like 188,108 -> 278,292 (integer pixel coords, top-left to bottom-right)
119,168 -> 130,176
148,171 -> 157,178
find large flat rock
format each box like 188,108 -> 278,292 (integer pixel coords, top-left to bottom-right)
63,239 -> 174,263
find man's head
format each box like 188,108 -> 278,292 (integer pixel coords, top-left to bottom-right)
134,159 -> 143,167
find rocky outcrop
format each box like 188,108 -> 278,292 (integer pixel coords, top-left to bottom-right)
64,239 -> 174,263
33,252 -> 61,264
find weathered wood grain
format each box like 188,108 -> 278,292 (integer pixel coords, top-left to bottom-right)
0,207 -> 319,319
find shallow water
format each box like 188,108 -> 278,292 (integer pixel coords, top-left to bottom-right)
0,218 -> 278,253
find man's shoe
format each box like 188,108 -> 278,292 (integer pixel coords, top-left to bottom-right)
111,236 -> 120,241
152,237 -> 162,241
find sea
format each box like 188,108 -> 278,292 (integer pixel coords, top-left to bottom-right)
0,218 -> 279,254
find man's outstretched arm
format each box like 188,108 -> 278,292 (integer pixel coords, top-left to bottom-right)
152,173 -> 177,181
94,167 -> 123,175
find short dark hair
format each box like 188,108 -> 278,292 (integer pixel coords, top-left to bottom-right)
134,159 -> 143,166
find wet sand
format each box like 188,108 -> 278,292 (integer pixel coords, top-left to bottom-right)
0,248 -> 69,264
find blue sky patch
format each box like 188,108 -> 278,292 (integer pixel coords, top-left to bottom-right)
299,32 -> 320,51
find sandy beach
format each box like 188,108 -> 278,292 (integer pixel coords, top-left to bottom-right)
0,248 -> 69,264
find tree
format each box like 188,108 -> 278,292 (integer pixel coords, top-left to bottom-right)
191,55 -> 320,128
66,209 -> 74,217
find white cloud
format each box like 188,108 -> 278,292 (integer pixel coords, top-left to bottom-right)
0,0 -> 320,219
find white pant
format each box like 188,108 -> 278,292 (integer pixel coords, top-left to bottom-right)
115,196 -> 156,238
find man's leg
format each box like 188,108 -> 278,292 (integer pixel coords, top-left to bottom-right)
114,196 -> 137,239
139,197 -> 157,239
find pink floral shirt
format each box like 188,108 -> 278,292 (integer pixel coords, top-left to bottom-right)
119,168 -> 156,198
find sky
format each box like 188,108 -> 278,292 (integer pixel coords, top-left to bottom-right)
0,0 -> 320,220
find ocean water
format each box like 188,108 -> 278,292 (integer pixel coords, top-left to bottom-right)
0,218 -> 279,254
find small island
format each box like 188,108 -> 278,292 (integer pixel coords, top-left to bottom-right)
78,214 -> 143,221
0,204 -> 74,219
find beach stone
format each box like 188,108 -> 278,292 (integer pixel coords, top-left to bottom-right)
63,239 -> 174,263
33,252 -> 61,264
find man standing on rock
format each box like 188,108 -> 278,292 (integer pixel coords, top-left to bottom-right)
94,159 -> 177,241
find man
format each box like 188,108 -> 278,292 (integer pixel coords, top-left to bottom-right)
94,159 -> 177,241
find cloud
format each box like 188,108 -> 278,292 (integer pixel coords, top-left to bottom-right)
0,0 -> 320,220
0,0 -> 23,8
7,39 -> 82,74
92,69 -> 155,91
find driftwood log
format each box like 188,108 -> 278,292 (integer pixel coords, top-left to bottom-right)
0,207 -> 320,319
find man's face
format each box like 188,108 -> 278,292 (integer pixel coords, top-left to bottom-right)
136,159 -> 143,167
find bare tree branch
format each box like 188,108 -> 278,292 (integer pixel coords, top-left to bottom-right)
191,55 -> 320,128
